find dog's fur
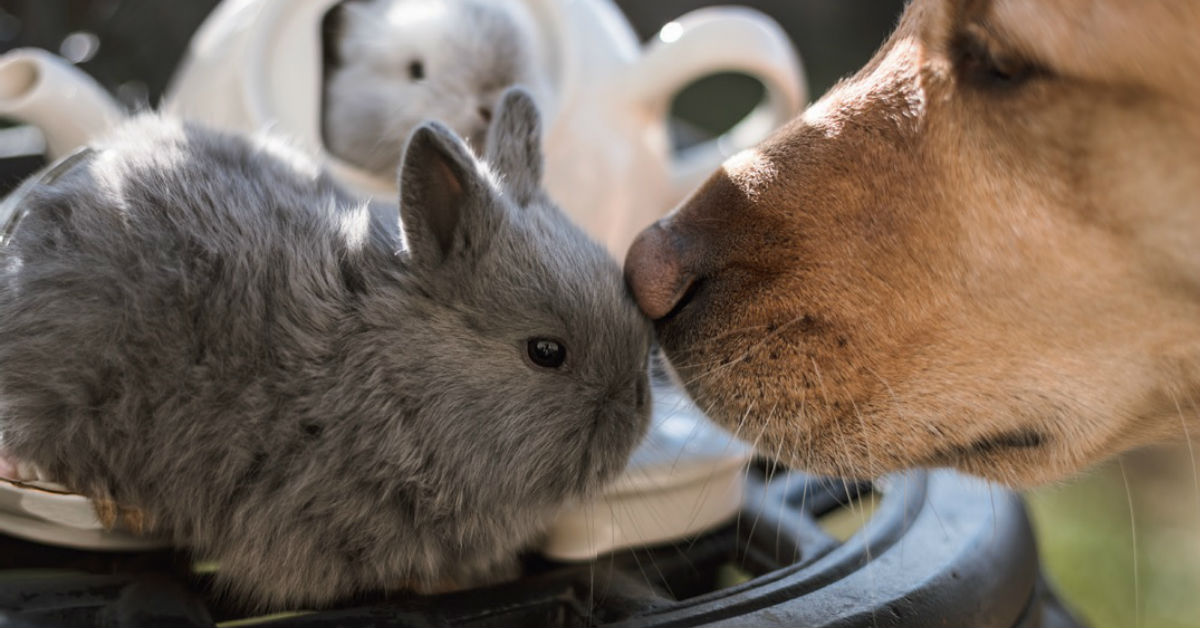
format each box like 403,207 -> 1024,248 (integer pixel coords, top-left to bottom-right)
626,0 -> 1200,487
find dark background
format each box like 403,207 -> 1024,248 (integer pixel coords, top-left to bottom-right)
617,1 -> 906,97
0,0 -> 907,102
0,0 -> 907,168
618,0 -> 905,136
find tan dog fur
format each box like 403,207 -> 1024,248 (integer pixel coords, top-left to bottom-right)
626,0 -> 1200,486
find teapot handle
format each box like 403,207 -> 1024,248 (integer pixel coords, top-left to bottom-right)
0,49 -> 124,159
629,7 -> 807,201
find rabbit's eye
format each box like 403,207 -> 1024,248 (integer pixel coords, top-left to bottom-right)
527,338 -> 566,369
408,59 -> 425,81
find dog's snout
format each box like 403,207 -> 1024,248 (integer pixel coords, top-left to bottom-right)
624,221 -> 702,320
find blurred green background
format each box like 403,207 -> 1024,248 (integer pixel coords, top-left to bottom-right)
2,2 -> 1197,626
1029,445 -> 1200,628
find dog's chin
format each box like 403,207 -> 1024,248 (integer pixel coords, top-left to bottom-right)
656,309 -> 1078,488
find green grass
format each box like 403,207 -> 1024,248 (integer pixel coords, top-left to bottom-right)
1027,445 -> 1200,628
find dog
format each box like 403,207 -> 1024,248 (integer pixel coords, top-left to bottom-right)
625,0 -> 1200,487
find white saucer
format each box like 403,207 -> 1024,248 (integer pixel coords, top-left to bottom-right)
541,381 -> 753,560
0,384 -> 750,558
0,477 -> 168,551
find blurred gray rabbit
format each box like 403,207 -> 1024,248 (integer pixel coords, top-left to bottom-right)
323,0 -> 547,175
0,88 -> 651,609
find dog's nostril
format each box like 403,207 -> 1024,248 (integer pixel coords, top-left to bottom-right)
661,274 -> 703,322
625,222 -> 702,321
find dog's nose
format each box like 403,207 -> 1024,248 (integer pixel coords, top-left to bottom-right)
625,220 -> 700,320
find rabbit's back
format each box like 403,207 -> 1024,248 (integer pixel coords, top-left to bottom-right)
0,117 -> 372,511
0,95 -> 651,609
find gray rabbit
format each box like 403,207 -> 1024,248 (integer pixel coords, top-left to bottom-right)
323,0 -> 547,174
0,88 -> 651,609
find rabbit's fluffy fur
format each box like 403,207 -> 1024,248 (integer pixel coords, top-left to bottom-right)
0,90 -> 650,608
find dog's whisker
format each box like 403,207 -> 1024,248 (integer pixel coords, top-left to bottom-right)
1166,388 -> 1200,520
689,310 -> 816,360
1118,458 -> 1142,628
678,362 -> 738,389
1171,387 -> 1200,524
671,313 -> 814,376
806,357 -> 852,477
849,397 -> 878,479
768,436 -> 788,560
661,350 -> 738,379
695,320 -> 785,346
738,415 -> 775,568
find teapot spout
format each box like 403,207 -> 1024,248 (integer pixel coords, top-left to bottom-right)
0,48 -> 124,158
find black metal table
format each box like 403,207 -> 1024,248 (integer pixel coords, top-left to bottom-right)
0,466 -> 1084,627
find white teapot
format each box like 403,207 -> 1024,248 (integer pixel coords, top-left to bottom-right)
0,1 -> 792,554
0,0 -> 806,254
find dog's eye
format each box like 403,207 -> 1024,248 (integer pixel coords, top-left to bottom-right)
408,59 -> 425,81
526,338 -> 566,369
955,31 -> 1038,90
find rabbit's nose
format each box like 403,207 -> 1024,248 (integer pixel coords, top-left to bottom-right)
624,219 -> 703,321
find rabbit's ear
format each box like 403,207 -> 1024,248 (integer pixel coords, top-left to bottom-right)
484,87 -> 543,206
398,122 -> 488,267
